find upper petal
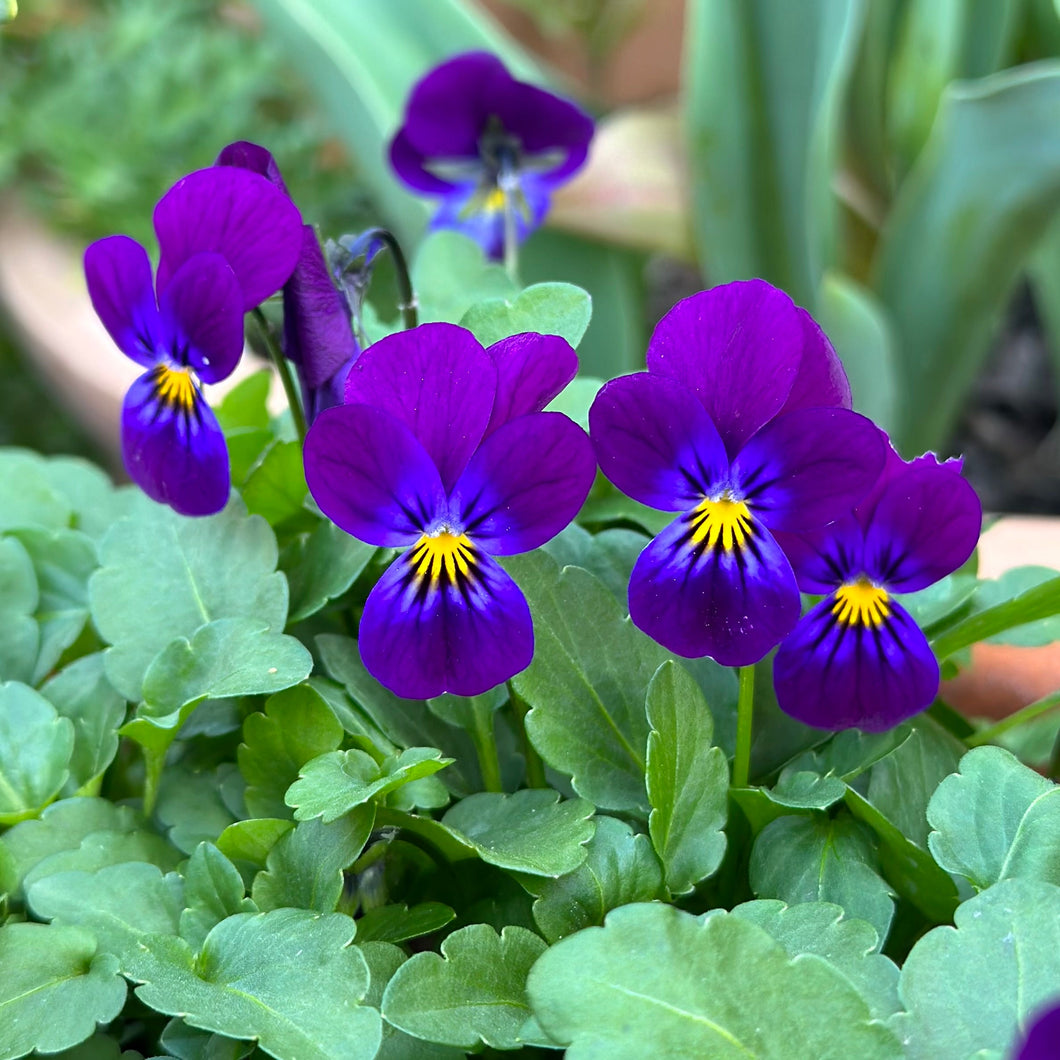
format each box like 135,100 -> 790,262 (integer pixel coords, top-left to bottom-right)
451,411 -> 596,555
214,140 -> 289,193
84,235 -> 161,368
589,373 -> 729,511
304,403 -> 446,548
777,306 -> 852,414
344,323 -> 496,491
493,77 -> 594,179
154,166 -> 303,311
484,332 -> 578,436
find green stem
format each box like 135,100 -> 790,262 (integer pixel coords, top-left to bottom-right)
509,682 -> 547,788
502,193 -> 520,285
732,665 -> 756,788
350,227 -> 418,330
966,691 -> 1060,748
251,307 -> 306,443
470,701 -> 504,793
142,749 -> 166,818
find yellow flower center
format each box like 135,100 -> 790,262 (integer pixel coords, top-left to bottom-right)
687,497 -> 753,553
833,578 -> 891,628
409,531 -> 478,589
482,186 -> 507,213
153,365 -> 198,412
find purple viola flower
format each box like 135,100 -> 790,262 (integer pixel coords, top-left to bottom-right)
303,322 -> 594,698
389,51 -> 594,260
85,166 -> 303,515
772,444 -> 981,731
1015,999 -> 1060,1059
589,279 -> 887,668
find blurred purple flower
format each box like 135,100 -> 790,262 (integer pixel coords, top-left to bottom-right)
303,323 -> 594,698
389,52 -> 593,260
773,446 -> 981,731
590,279 -> 886,667
84,166 -> 303,514
1015,999 -> 1060,1060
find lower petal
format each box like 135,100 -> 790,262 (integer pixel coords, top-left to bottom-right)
628,508 -> 800,667
122,368 -> 229,516
359,543 -> 533,700
773,595 -> 939,732
429,178 -> 550,262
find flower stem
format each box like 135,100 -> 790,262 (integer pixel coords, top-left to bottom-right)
732,664 -> 756,788
502,195 -> 520,285
509,682 -> 547,788
344,227 -> 417,331
966,691 -> 1060,748
470,698 -> 504,793
251,308 -> 306,443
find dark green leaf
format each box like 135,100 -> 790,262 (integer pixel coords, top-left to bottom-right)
179,843 -> 257,951
241,440 -> 309,529
355,901 -> 455,944
155,765 -> 240,855
281,521 -> 376,624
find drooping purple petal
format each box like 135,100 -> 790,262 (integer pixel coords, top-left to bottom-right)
777,307 -> 852,415
484,333 -> 578,436
732,408 -> 886,532
156,253 -> 244,384
154,166 -> 303,311
84,235 -> 161,369
344,323 -> 496,491
773,593 -> 940,731
451,412 -> 596,555
628,510 -> 801,666
645,280 -> 805,455
590,373 -> 729,512
215,140 -> 289,194
121,368 -> 229,517
862,454 -> 982,592
304,404 -> 446,548
1016,1000 -> 1060,1060
359,542 -> 533,699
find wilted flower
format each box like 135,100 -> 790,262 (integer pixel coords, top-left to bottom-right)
304,322 -> 594,698
389,51 -> 594,260
772,445 -> 981,731
590,279 -> 886,667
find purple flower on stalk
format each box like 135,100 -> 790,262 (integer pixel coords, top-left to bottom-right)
389,52 -> 594,260
589,279 -> 887,667
85,166 -> 303,515
303,322 -> 595,698
772,445 -> 981,732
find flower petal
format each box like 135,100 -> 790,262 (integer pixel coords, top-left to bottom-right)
215,140 -> 289,193
732,408 -> 886,532
485,332 -> 578,435
646,280 -> 804,454
344,323 -> 496,491
773,595 -> 939,732
359,543 -> 533,699
773,517 -> 864,594
304,404 -> 446,548
451,412 -> 596,554
154,166 -> 303,311
777,307 -> 852,414
589,373 -> 729,511
628,510 -> 800,666
157,252 -> 245,384
122,369 -> 229,516
84,235 -> 161,368
389,128 -> 461,194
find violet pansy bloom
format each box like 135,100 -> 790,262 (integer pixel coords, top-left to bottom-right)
773,445 -> 981,732
590,280 -> 887,667
304,322 -> 595,698
390,52 -> 594,260
85,166 -> 303,515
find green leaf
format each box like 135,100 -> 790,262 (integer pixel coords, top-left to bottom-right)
0,680 -> 74,824
544,376 -> 603,431
355,902 -> 455,944
528,815 -> 664,943
381,924 -> 550,1051
441,789 -> 594,877
527,903 -> 902,1058
892,878 -> 1060,1058
160,1019 -> 255,1060
0,535 -> 40,684
895,572 -> 978,632
216,818 -> 293,869
155,765 -> 240,855
179,843 -> 257,951
281,521 -> 376,624
927,745 -> 1060,890
134,909 -> 381,1060
459,282 -> 592,348
413,231 -> 518,323
0,922 -> 126,1060
749,814 -> 896,947
214,370 -> 271,433
505,553 -> 669,813
0,451 -> 71,532
239,684 -> 345,819
89,498 -> 288,701
977,566 -> 1060,646
287,747 -> 452,823
241,440 -> 309,529
646,661 -> 728,895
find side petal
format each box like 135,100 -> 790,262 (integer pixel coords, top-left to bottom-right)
773,596 -> 939,732
359,545 -> 533,700
389,128 -> 458,194
122,369 -> 229,517
154,166 -> 303,311
215,140 -> 289,193
304,404 -> 446,548
344,322 -> 496,491
589,373 -> 729,511
157,252 -> 245,384
84,235 -> 161,368
773,517 -> 864,594
777,306 -> 852,415
628,511 -> 800,667
646,280 -> 804,455
732,408 -> 887,532
451,412 -> 596,554
484,333 -> 578,435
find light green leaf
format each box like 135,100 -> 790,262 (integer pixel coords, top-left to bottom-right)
281,521 -> 376,624
179,843 -> 257,951
413,231 -> 517,324
544,376 -> 603,431
895,572 -> 978,632
460,282 -> 592,348
0,535 -> 40,684
216,818 -> 293,869
241,440 -> 309,529
382,924 -> 550,1051
977,566 -> 1060,646
527,903 -> 902,1058
155,765 -> 240,855
0,451 -> 71,532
